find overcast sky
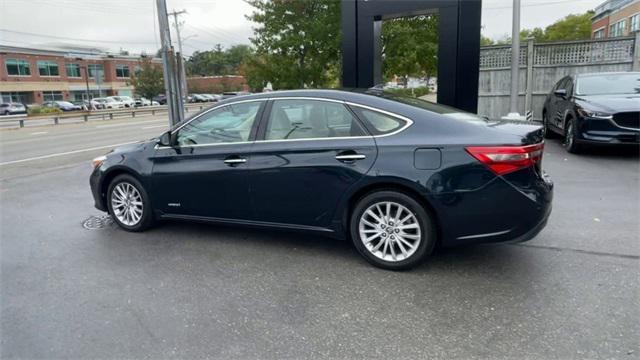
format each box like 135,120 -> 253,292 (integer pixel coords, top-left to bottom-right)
0,0 -> 604,56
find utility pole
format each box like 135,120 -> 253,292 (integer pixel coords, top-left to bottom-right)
156,0 -> 184,126
169,9 -> 188,97
503,0 -> 524,120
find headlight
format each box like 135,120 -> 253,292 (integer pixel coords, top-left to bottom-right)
577,109 -> 612,119
92,155 -> 107,169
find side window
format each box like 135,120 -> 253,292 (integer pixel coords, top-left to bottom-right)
176,101 -> 262,146
558,78 -> 569,90
565,78 -> 574,96
351,107 -> 407,135
265,100 -> 366,140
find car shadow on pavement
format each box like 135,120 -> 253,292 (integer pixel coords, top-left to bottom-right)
130,219 -> 536,275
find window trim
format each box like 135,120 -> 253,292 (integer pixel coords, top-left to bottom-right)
115,64 -> 130,78
65,63 -> 82,78
630,13 -> 640,32
161,97 -> 413,149
5,58 -> 31,77
37,60 -> 60,77
87,64 -> 104,79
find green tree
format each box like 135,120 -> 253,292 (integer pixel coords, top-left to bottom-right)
187,44 -> 254,77
381,15 -> 438,82
245,0 -> 341,90
480,35 -> 495,46
486,11 -> 594,45
127,58 -> 164,99
543,11 -> 594,41
520,27 -> 545,41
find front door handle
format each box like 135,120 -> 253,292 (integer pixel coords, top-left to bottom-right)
224,157 -> 247,165
335,153 -> 366,162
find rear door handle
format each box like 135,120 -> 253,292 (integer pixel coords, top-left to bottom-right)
335,154 -> 366,161
224,157 -> 247,165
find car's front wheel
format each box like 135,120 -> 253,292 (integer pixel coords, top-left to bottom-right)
107,174 -> 154,232
564,118 -> 581,153
350,191 -> 436,270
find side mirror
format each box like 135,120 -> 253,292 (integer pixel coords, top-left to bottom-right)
554,89 -> 567,98
158,131 -> 173,147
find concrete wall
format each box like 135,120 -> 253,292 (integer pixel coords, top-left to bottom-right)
477,34 -> 638,120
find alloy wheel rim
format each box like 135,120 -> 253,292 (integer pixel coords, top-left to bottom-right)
358,201 -> 422,262
111,182 -> 143,226
566,123 -> 573,148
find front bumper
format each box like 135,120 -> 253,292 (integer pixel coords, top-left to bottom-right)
578,117 -> 640,145
90,167 -> 107,212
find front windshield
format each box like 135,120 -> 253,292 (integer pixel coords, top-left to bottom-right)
57,101 -> 74,106
576,73 -> 640,96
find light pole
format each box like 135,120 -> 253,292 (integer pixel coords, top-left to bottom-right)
503,0 -> 524,120
156,0 -> 185,126
169,9 -> 188,96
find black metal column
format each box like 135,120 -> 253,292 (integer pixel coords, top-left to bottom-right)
341,0 -> 481,113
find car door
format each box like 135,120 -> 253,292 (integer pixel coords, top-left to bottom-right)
558,77 -> 575,133
248,98 -> 377,229
550,77 -> 569,129
150,100 -> 265,220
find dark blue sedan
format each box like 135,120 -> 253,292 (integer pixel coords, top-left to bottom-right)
90,89 -> 553,270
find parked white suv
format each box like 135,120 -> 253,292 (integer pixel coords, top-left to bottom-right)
102,97 -> 125,109
107,96 -> 134,108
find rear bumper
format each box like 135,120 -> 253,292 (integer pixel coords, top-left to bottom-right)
432,169 -> 553,247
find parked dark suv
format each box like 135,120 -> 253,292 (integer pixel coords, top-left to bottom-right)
542,72 -> 640,153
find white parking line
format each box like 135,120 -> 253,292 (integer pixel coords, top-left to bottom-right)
95,119 -> 165,129
30,131 -> 48,135
142,124 -> 167,129
0,141 -> 138,166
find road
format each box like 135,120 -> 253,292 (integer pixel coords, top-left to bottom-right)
1,117 -> 638,359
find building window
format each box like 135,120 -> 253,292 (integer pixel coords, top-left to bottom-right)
65,63 -> 81,78
631,14 -> 639,33
593,28 -> 605,39
115,64 -> 130,78
88,64 -> 104,79
5,59 -> 31,76
42,91 -> 63,101
1,91 -> 33,103
37,60 -> 60,76
609,20 -> 626,37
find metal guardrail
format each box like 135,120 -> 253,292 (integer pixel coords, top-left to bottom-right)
0,103 -> 213,128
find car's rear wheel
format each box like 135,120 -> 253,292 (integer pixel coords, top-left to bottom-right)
564,118 -> 581,153
107,174 -> 154,232
350,191 -> 435,270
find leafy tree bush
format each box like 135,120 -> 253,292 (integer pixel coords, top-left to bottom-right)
28,107 -> 63,116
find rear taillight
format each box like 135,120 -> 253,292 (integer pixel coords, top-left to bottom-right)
465,143 -> 544,176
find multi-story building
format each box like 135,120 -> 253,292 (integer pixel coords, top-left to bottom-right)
591,0 -> 640,39
0,45 -> 161,104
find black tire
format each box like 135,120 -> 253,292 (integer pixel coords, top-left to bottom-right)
542,111 -> 557,139
350,190 -> 436,270
107,174 -> 155,232
564,117 -> 581,154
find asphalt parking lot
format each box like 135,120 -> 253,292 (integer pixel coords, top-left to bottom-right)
1,120 -> 638,358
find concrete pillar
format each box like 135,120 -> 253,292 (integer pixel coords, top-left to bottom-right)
633,32 -> 640,71
373,19 -> 383,86
524,38 -> 535,120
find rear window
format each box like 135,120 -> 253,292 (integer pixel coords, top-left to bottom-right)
351,107 -> 406,135
369,90 -> 489,123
